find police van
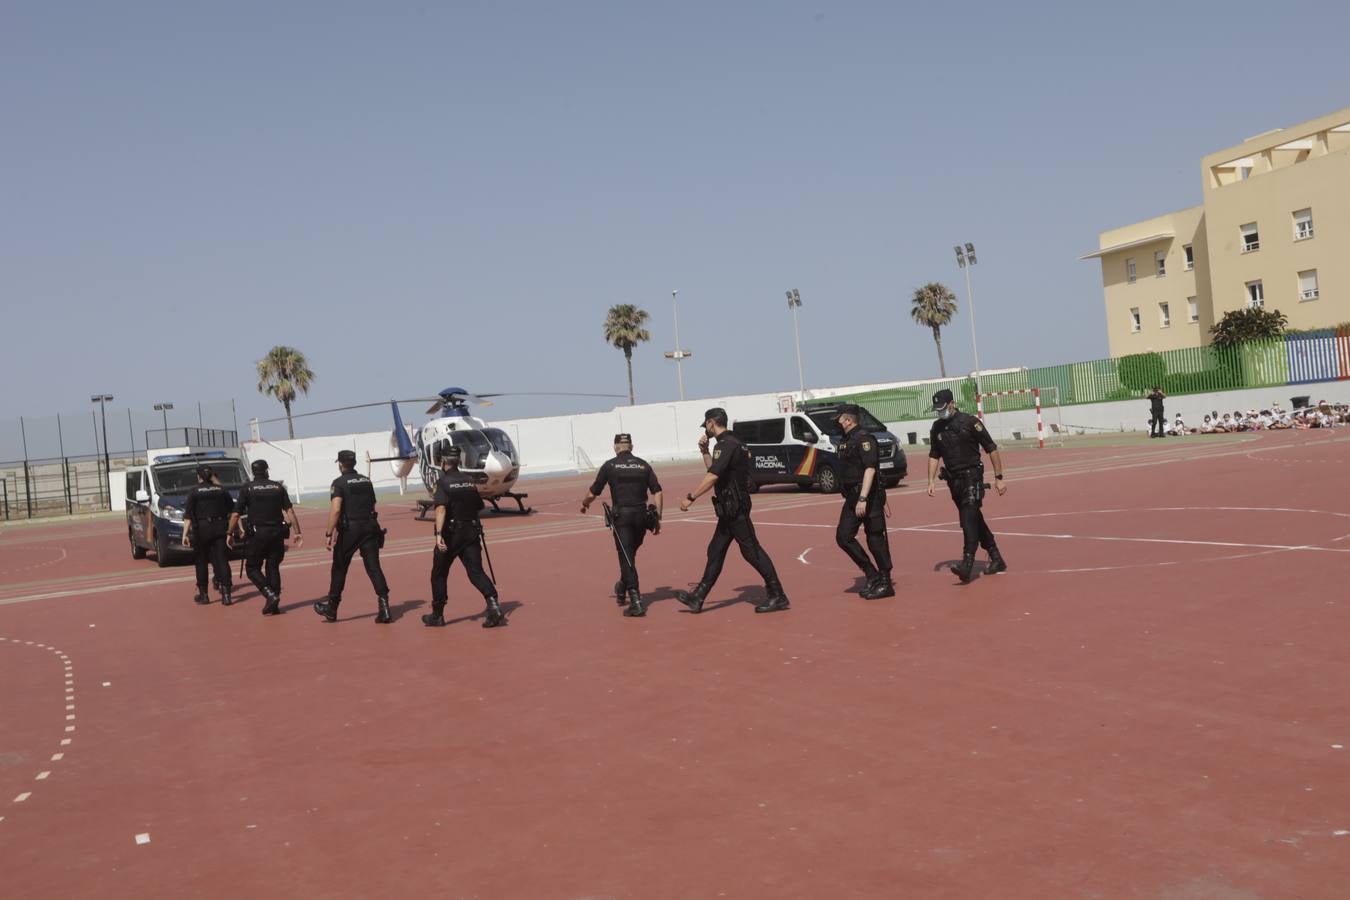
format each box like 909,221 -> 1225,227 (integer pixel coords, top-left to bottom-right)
732,403 -> 907,493
125,450 -> 249,567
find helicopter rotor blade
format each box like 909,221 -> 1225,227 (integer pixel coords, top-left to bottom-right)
255,398 -> 438,426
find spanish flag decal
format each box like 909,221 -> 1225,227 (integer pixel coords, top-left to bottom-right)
795,447 -> 818,477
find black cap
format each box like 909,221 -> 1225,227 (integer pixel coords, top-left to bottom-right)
703,407 -> 727,424
336,450 -> 357,465
613,433 -> 632,444
836,404 -> 861,419
932,389 -> 954,410
250,459 -> 269,475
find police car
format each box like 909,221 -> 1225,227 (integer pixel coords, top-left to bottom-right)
125,451 -> 249,566
732,403 -> 907,493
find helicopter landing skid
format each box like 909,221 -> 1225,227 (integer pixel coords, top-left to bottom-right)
415,492 -> 533,519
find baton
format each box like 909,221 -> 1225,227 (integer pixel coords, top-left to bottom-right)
476,520 -> 497,586
602,502 -> 637,576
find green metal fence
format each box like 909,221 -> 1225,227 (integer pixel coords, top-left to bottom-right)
828,338 -> 1309,417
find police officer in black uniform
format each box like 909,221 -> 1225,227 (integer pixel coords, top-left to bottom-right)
675,408 -> 789,614
423,445 -> 507,629
580,433 -> 663,618
834,404 -> 894,599
927,389 -> 1008,583
182,465 -> 235,606
1148,386 -> 1166,438
315,450 -> 392,624
228,459 -> 303,616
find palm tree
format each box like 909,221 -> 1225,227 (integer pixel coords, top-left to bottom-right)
910,282 -> 959,377
256,345 -> 315,439
602,304 -> 651,405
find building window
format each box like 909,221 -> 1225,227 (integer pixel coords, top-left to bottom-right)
1126,258 -> 1137,284
1159,302 -> 1170,328
1130,307 -> 1141,332
1183,244 -> 1194,271
1155,250 -> 1167,278
1293,208 -> 1314,241
1299,269 -> 1319,300
1246,280 -> 1264,309
1188,297 -> 1199,322
1240,223 -> 1260,253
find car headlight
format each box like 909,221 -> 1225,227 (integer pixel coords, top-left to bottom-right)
160,505 -> 185,522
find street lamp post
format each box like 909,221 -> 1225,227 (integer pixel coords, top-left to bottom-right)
785,289 -> 806,398
154,402 -> 175,447
663,289 -> 691,401
954,244 -> 983,400
91,394 -> 113,509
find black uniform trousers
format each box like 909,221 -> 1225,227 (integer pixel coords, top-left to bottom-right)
611,506 -> 647,593
836,485 -> 891,577
946,465 -> 999,558
328,520 -> 390,600
699,511 -> 779,590
1150,410 -> 1165,437
193,519 -> 232,592
430,522 -> 495,609
245,525 -> 287,596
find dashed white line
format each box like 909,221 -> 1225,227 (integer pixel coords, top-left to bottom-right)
13,793 -> 31,803
35,772 -> 50,781
50,753 -> 63,761
135,833 -> 151,845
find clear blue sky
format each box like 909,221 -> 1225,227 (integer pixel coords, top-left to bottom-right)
4,0 -> 1348,444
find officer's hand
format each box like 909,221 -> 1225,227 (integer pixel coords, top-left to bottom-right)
926,483 -> 936,498
854,501 -> 867,518
182,532 -> 192,549
994,479 -> 1008,496
325,533 -> 335,551
679,498 -> 692,512
435,534 -> 447,552
579,501 -> 590,514
697,435 -> 710,453
225,535 -> 234,549
293,533 -> 304,547
653,519 -> 662,535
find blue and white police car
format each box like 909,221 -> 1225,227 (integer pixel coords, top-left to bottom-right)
125,451 -> 249,567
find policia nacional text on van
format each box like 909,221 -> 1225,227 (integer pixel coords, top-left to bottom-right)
926,389 -> 1009,584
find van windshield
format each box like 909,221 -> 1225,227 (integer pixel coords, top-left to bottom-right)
153,461 -> 248,494
808,409 -> 888,436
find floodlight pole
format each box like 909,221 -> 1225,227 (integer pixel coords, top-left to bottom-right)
154,402 -> 174,446
91,394 -> 114,509
955,244 -> 983,400
785,289 -> 806,398
664,289 -> 691,401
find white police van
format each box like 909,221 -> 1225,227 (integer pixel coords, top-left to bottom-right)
125,450 -> 249,567
732,403 -> 907,493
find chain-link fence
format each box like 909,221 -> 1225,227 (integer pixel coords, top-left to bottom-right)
0,399 -> 239,520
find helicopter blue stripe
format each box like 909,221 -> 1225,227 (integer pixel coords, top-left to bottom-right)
390,402 -> 417,458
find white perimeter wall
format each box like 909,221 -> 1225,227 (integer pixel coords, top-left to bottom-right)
238,378 -> 1350,500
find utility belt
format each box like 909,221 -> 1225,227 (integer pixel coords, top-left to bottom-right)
937,463 -> 982,481
711,488 -> 748,520
340,512 -> 386,548
610,503 -> 661,533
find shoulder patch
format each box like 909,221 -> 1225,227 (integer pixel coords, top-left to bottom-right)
974,422 -> 983,432
713,449 -> 721,459
862,441 -> 872,451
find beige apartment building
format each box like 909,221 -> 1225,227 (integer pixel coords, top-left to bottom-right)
1085,106 -> 1350,357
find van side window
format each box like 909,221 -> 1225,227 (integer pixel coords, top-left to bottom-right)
126,470 -> 142,497
790,416 -> 815,442
759,419 -> 785,443
733,421 -> 759,443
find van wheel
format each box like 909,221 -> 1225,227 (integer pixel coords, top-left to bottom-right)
130,528 -> 147,560
156,530 -> 172,568
815,467 -> 839,493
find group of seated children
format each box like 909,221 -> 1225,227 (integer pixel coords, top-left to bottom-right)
1189,401 -> 1347,433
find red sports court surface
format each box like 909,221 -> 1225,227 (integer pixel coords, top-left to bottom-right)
2,430 -> 1349,898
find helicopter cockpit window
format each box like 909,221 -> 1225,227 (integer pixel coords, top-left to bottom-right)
448,430 -> 491,469
481,428 -> 518,464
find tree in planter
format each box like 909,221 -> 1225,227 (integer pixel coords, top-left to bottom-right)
909,282 -> 959,377
1210,307 -> 1288,347
602,304 -> 651,405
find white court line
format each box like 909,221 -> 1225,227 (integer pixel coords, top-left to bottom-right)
13,793 -> 31,803
797,547 -> 813,565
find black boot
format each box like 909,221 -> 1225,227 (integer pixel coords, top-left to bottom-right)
674,583 -> 708,614
984,552 -> 1008,575
950,554 -> 976,584
482,596 -> 507,628
862,572 -> 895,599
623,589 -> 646,618
858,570 -> 880,595
374,595 -> 392,624
754,582 -> 790,614
421,602 -> 446,627
193,591 -> 210,605
313,597 -> 340,622
220,586 -> 234,606
614,580 -> 627,606
261,589 -> 282,616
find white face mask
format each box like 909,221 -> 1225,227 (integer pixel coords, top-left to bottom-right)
939,405 -> 955,420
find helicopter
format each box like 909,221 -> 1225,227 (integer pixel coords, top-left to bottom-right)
369,387 -> 624,518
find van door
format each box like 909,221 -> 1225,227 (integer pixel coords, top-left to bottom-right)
126,469 -> 150,546
786,415 -> 824,480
